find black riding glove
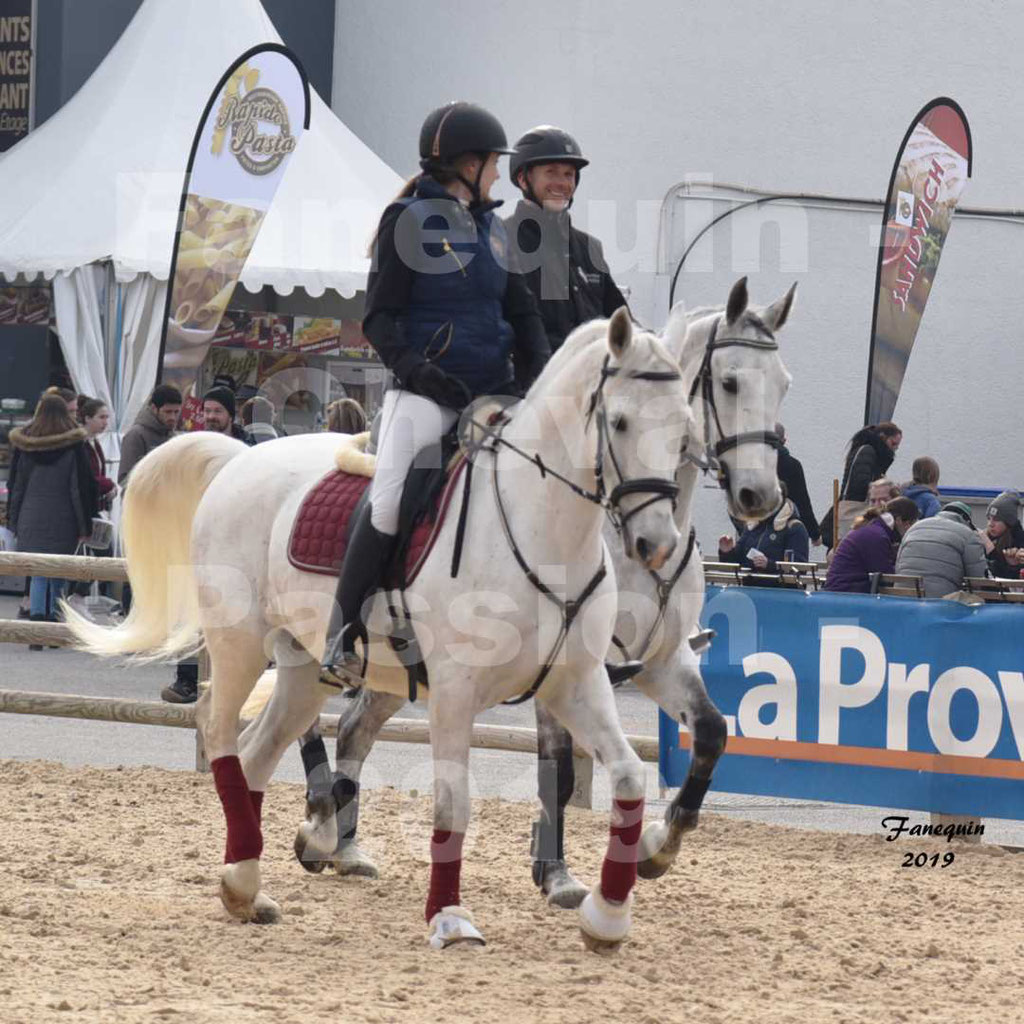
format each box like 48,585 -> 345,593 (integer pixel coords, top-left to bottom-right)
407,362 -> 472,411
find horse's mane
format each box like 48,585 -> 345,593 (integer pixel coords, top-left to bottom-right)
541,317 -> 679,384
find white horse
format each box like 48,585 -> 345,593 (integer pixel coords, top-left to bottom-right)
291,277 -> 796,903
65,309 -> 691,951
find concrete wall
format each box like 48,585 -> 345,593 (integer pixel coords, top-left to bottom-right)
332,0 -> 1024,547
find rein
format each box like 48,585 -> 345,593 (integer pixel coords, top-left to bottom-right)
610,525 -> 697,668
466,354 -> 682,705
683,315 -> 783,488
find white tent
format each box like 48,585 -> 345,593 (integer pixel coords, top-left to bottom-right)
0,0 -> 400,443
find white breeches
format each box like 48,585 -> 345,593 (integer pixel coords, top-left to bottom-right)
369,389 -> 458,535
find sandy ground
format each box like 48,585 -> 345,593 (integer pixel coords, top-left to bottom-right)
0,759 -> 1021,1024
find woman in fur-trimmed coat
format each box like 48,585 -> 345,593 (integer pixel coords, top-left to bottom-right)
7,393 -> 98,626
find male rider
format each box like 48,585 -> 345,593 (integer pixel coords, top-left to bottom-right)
504,125 -> 628,357
504,126 -> 631,907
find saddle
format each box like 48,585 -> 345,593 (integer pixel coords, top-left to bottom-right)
287,431 -> 467,588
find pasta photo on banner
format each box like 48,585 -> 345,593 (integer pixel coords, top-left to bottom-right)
156,43 -> 310,400
864,98 -> 971,425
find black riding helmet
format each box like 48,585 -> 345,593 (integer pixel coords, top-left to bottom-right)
419,102 -> 513,207
510,125 -> 589,206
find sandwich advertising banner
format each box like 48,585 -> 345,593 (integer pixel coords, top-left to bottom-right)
864,98 -> 971,426
0,0 -> 33,152
156,44 -> 310,400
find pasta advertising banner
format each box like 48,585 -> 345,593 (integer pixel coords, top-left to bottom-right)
864,98 -> 971,425
156,44 -> 310,399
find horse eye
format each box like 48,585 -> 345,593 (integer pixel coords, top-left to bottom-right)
611,414 -> 628,433
722,377 -> 739,395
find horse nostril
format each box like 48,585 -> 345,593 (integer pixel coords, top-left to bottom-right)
635,536 -> 650,562
737,487 -> 758,512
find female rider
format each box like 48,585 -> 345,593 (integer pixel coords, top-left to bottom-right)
320,102 -> 549,684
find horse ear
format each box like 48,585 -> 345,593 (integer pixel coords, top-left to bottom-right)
763,282 -> 798,333
725,277 -> 748,325
607,306 -> 632,359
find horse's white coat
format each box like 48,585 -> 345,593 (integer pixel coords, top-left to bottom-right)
67,314 -> 690,944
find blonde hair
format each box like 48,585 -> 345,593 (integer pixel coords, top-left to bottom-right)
869,477 -> 899,499
326,398 -> 367,435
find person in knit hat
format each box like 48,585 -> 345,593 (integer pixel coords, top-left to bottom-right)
202,385 -> 246,441
980,490 -> 1024,579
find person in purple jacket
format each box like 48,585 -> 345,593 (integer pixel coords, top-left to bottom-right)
825,497 -> 919,593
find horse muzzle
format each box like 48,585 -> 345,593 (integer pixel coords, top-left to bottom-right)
633,533 -> 677,571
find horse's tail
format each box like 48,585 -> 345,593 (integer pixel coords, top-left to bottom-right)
63,432 -> 247,660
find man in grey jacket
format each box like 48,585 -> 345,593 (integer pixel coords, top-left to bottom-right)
895,501 -> 988,597
117,384 -> 181,485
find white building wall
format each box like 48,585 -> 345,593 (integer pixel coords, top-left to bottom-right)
333,0 -> 1024,547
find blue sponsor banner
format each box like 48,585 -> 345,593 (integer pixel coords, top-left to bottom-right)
659,587 -> 1024,819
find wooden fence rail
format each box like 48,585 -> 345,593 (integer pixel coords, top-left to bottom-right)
0,551 -> 128,583
0,688 -> 659,762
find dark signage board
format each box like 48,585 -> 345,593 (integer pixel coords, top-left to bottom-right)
0,0 -> 33,152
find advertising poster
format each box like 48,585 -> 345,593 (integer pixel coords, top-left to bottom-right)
864,98 -> 971,425
0,1 -> 33,152
156,44 -> 309,403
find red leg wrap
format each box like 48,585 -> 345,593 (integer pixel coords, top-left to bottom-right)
250,789 -> 264,825
601,797 -> 644,903
426,830 -> 465,923
211,756 -> 263,865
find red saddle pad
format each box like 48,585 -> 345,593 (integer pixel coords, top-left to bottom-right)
287,459 -> 467,586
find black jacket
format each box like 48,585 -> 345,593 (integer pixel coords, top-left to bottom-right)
988,521 -> 1024,579
504,200 -> 628,353
776,445 -> 819,543
8,426 -> 99,555
819,428 -> 895,547
362,176 -> 549,399
839,428 -> 895,503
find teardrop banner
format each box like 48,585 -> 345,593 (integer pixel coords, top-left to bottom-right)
863,98 -> 971,426
155,43 -> 310,409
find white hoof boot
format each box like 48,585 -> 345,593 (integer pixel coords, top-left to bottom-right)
428,905 -> 486,951
220,859 -> 280,924
332,841 -> 379,879
579,888 -> 632,953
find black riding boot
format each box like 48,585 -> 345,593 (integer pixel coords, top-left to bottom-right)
320,503 -> 395,687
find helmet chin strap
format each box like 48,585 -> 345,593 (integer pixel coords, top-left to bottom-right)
456,154 -> 488,209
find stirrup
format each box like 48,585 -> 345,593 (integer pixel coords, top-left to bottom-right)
688,628 -> 716,654
606,660 -> 644,687
319,650 -> 364,690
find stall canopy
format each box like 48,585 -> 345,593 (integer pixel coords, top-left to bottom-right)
0,0 -> 400,443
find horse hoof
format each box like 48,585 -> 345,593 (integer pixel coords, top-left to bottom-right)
580,931 -> 624,954
637,821 -> 677,880
220,860 -> 270,923
538,861 -> 589,909
252,891 -> 282,925
579,889 -> 632,953
428,905 -> 486,951
294,820 -> 336,873
332,841 -> 379,879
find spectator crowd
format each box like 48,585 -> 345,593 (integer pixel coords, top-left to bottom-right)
4,380 -> 369,697
6,384 -> 1023,689
712,418 -> 1023,600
